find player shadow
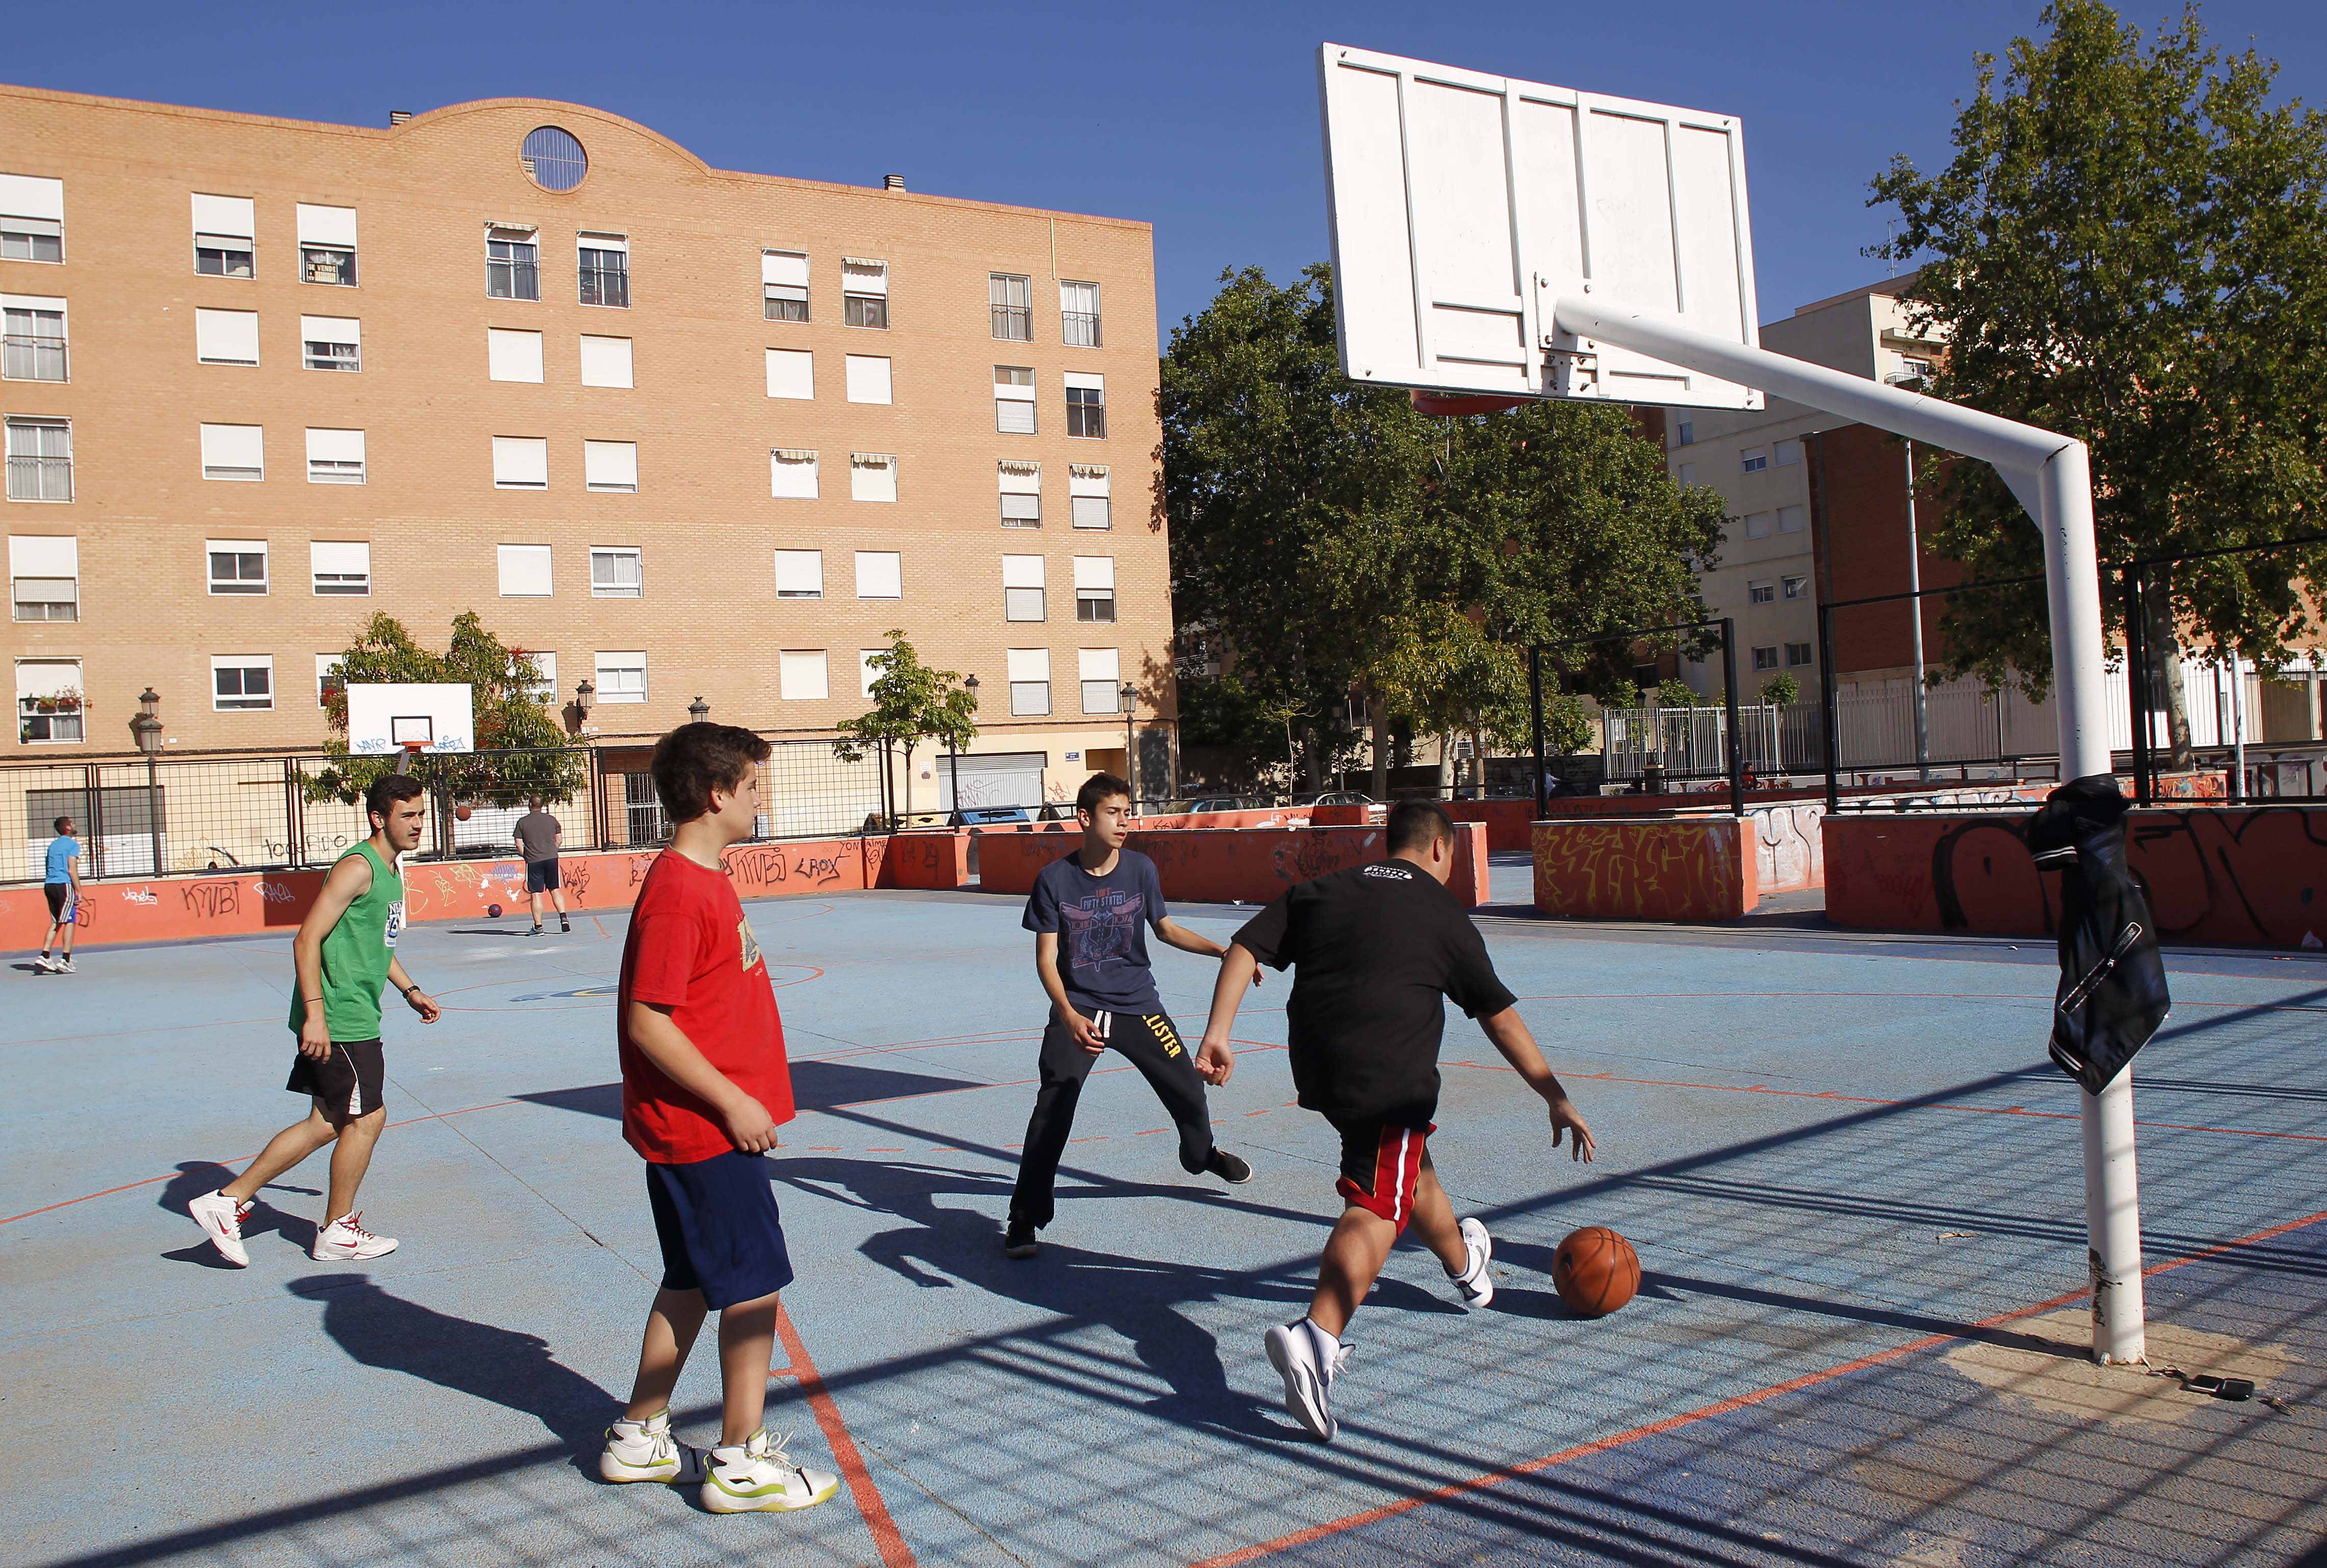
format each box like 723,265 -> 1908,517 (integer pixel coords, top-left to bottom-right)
156,1160 -> 323,1267
291,1272 -> 614,1461
515,1061 -> 985,1123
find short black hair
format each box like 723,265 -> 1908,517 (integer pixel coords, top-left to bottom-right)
365,773 -> 427,828
1387,798 -> 1456,855
651,722 -> 771,824
52,815 -> 73,834
1076,772 -> 1133,815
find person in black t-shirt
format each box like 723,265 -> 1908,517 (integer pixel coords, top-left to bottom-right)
1003,772 -> 1258,1259
1198,799 -> 1595,1442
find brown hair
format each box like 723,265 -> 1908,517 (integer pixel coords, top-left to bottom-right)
365,773 -> 426,828
651,723 -> 771,824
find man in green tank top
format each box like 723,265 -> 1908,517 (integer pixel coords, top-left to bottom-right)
188,773 -> 443,1266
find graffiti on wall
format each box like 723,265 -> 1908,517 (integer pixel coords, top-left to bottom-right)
1533,821 -> 1750,921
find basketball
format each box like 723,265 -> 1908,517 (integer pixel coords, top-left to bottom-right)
454,805 -> 473,821
486,903 -> 502,919
1552,1226 -> 1640,1317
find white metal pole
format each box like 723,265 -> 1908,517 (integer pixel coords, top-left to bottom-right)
1551,296 -> 2144,1363
1903,439 -> 1930,781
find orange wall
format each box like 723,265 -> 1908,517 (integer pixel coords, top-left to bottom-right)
1532,817 -> 1759,922
974,822 -> 1490,908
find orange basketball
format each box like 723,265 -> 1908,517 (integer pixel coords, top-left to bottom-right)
454,805 -> 473,821
1552,1226 -> 1640,1318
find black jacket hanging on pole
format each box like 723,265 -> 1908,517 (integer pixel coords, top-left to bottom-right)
2025,775 -> 2171,1094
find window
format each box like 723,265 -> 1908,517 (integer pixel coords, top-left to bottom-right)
206,538 -> 267,593
1003,554 -> 1045,621
1781,574 -> 1809,600
580,334 -> 633,387
766,348 -> 813,400
1740,447 -> 1768,473
842,257 -> 888,328
493,435 -> 549,489
578,232 -> 628,307
762,250 -> 809,321
1676,421 -> 1695,446
773,549 -> 823,599
855,550 -> 900,599
594,650 -> 647,702
305,427 -> 366,484
1007,647 -> 1050,716
770,448 -> 818,499
212,654 -> 274,710
487,228 -> 539,300
3,296 -> 66,381
296,203 -> 357,286
1079,647 -> 1120,714
995,365 -> 1036,433
16,657 -> 82,742
200,424 -> 265,483
1070,464 -> 1111,529
311,540 -> 371,595
1073,555 -> 1116,622
1066,372 -> 1105,438
0,174 -> 65,263
1776,505 -> 1807,534
1773,437 -> 1803,468
1786,641 -> 1815,668
195,307 -> 260,365
318,654 -> 346,708
5,417 -> 70,501
1747,580 -> 1774,605
1000,460 -> 1041,527
1061,280 -> 1101,348
779,649 -> 829,701
584,440 -> 638,492
990,272 -> 1031,341
488,327 -> 545,382
845,354 -> 892,404
1752,645 -> 1779,672
498,543 -> 552,596
859,649 -> 886,698
10,535 -> 76,620
300,315 -> 361,372
522,126 -> 589,191
1743,512 -> 1772,540
850,452 -> 896,502
512,648 -> 556,702
1676,462 -> 1696,487
591,546 -> 642,597
192,193 -> 255,277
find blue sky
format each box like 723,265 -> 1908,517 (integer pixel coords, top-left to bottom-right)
15,2 -> 2325,337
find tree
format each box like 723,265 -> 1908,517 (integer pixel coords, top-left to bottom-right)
1654,677 -> 1700,710
834,631 -> 978,822
1543,693 -> 1595,757
1871,0 -> 2327,764
1761,673 -> 1802,706
304,611 -> 584,811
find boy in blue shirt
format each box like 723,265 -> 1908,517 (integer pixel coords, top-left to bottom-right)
1005,773 -> 1254,1257
37,814 -> 81,974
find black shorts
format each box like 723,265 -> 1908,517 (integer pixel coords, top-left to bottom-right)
45,884 -> 70,919
645,1149 -> 795,1309
1329,1111 -> 1436,1232
287,1036 -> 386,1120
526,858 -> 561,893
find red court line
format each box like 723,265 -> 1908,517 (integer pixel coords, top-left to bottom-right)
773,1298 -> 917,1568
1194,1204 -> 2327,1568
1507,991 -> 2321,1011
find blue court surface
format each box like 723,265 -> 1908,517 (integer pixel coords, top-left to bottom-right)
8,860 -> 2327,1567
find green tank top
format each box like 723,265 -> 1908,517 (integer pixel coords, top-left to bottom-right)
288,842 -> 405,1040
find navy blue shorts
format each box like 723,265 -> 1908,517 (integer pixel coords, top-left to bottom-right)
525,858 -> 560,893
644,1150 -> 794,1310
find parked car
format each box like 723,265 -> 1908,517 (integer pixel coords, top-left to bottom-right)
1186,796 -> 1268,813
1292,791 -> 1374,807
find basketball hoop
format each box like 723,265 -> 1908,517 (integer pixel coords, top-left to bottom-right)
1410,389 -> 1532,417
393,740 -> 427,776
389,715 -> 434,775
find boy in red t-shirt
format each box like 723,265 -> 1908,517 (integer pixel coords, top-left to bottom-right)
596,723 -> 840,1515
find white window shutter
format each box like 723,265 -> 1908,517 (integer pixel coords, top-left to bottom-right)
1071,556 -> 1114,591
191,193 -> 254,237
854,551 -> 901,598
779,649 -> 830,700
1064,371 -> 1104,391
8,535 -> 76,575
770,450 -> 818,499
584,440 -> 638,490
580,334 -> 634,387
488,328 -> 545,382
295,203 -> 357,247
0,175 -> 64,221
765,348 -> 814,399
199,423 -> 265,476
845,355 -> 892,404
195,308 -> 260,363
763,250 -> 809,288
311,540 -> 370,574
493,436 -> 549,487
1001,554 -> 1045,589
497,543 -> 553,596
1006,647 -> 1049,683
773,550 -> 824,595
304,427 -> 365,464
1078,647 -> 1120,683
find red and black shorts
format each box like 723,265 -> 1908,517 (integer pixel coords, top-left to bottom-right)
1330,1113 -> 1436,1232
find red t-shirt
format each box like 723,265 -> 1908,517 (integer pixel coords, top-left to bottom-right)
617,849 -> 796,1163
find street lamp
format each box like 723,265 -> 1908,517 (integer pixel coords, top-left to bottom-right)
573,679 -> 595,729
953,674 -> 980,825
1119,682 -> 1140,805
687,695 -> 710,723
131,687 -> 164,878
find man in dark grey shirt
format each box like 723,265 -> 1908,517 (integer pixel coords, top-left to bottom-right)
514,797 -> 568,935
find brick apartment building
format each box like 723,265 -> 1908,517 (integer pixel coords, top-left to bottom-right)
0,85 -> 1170,818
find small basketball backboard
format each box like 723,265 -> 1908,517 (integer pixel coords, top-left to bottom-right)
1318,42 -> 1763,410
346,683 -> 475,755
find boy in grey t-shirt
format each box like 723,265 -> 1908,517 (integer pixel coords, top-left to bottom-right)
513,797 -> 568,935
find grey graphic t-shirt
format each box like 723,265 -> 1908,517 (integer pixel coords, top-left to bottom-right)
1023,847 -> 1168,1014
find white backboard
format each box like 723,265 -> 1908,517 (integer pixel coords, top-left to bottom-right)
346,683 -> 476,755
1319,43 -> 1764,410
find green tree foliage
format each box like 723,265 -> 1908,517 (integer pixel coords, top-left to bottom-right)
1654,677 -> 1701,709
834,631 -> 979,799
1543,693 -> 1595,757
1760,672 -> 1803,707
305,612 -> 584,808
1164,264 -> 1725,787
1872,0 -> 2327,758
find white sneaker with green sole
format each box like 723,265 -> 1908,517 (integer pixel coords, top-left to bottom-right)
701,1429 -> 839,1514
599,1410 -> 708,1484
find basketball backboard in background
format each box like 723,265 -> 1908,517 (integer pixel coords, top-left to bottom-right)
1318,42 -> 1763,410
346,683 -> 475,755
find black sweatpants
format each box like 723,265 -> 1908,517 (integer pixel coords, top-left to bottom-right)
1009,1008 -> 1215,1229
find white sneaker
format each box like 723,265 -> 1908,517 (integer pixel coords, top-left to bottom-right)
189,1189 -> 253,1267
599,1410 -> 709,1484
55,956 -> 75,974
701,1428 -> 839,1513
1449,1216 -> 1495,1309
1264,1319 -> 1351,1442
312,1211 -> 398,1261
33,954 -> 55,973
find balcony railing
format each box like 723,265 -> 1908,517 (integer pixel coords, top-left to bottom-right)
3,333 -> 66,381
1062,310 -> 1101,348
6,454 -> 71,502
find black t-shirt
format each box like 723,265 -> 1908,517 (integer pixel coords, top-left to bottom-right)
1023,847 -> 1168,1014
1233,860 -> 1517,1121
